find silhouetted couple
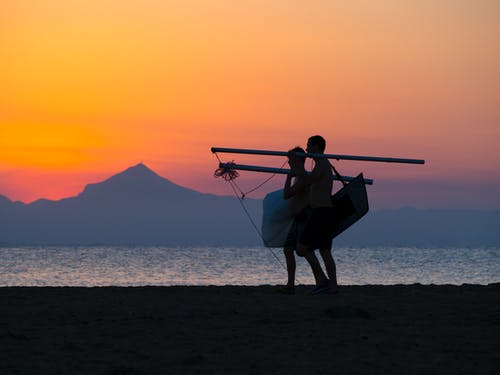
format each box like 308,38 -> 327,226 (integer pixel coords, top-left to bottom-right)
281,135 -> 338,295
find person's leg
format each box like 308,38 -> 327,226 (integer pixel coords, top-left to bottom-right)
283,248 -> 296,288
298,209 -> 328,288
297,243 -> 328,287
319,248 -> 338,292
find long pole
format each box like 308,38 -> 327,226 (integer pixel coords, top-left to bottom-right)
212,147 -> 425,165
219,163 -> 374,185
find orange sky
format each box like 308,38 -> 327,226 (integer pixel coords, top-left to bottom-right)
1,1 -> 499,208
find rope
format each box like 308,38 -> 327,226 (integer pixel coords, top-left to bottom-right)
213,152 -> 289,275
226,178 -> 288,273
214,161 -> 239,181
238,160 -> 287,198
305,155 -> 345,187
214,152 -> 287,199
329,160 -> 347,187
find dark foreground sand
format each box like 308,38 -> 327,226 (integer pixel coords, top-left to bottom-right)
1,284 -> 499,375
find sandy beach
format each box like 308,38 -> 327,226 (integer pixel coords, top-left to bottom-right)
1,284 -> 499,374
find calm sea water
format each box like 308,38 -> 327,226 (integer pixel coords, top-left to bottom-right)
0,246 -> 498,287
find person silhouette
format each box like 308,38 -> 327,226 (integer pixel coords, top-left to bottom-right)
279,147 -> 309,294
296,135 -> 339,294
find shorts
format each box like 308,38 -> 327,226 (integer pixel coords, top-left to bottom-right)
283,209 -> 310,251
298,207 -> 334,251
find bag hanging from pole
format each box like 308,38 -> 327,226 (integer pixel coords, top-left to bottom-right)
261,189 -> 294,248
329,173 -> 369,239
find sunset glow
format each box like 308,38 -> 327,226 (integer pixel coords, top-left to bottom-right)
1,1 -> 499,208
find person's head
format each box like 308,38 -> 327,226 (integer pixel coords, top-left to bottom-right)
287,146 -> 306,168
306,135 -> 326,154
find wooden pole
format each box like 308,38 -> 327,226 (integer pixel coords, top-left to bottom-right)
218,163 -> 374,185
212,147 -> 425,165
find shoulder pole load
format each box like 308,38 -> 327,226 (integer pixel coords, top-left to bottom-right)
218,162 -> 373,185
212,147 -> 425,165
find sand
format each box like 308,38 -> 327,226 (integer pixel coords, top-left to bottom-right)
1,284 -> 499,374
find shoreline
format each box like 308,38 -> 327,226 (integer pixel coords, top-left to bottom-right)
2,284 -> 499,374
0,281 -> 500,295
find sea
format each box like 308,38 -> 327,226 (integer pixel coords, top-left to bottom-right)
0,246 -> 499,287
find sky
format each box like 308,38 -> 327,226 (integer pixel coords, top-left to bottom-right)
1,0 -> 499,209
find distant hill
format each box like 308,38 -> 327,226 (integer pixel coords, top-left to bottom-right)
335,207 -> 500,247
0,164 -> 262,246
1,164 -> 499,247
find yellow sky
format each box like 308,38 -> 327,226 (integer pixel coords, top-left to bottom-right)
1,1 -> 499,207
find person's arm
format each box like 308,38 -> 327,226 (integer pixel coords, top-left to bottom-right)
283,174 -> 293,199
284,173 -> 306,199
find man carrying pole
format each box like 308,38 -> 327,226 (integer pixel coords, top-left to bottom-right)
212,139 -> 424,293
297,135 -> 338,294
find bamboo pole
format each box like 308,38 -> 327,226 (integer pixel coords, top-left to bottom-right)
218,163 -> 374,185
212,147 -> 425,165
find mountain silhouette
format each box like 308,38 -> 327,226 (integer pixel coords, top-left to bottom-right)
0,195 -> 11,207
80,163 -> 194,200
0,164 -> 262,246
0,164 -> 499,246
